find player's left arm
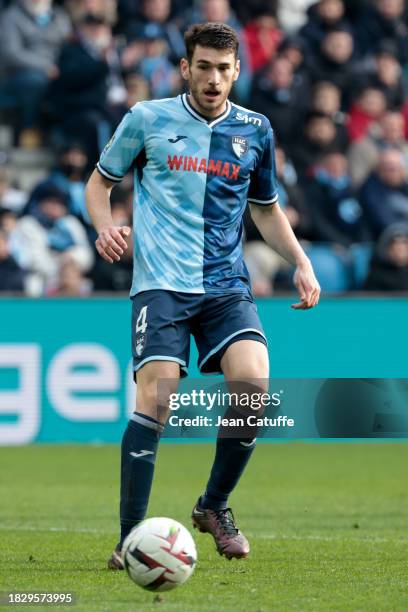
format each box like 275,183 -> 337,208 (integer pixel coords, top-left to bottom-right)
249,202 -> 320,309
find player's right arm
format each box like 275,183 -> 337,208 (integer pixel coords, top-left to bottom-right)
85,171 -> 130,264
85,105 -> 145,263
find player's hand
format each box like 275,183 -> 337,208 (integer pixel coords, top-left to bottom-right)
95,225 -> 131,264
291,259 -> 320,310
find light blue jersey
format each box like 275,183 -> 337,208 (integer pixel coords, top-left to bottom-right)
97,94 -> 278,296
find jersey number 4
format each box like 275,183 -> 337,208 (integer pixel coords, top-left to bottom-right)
136,305 -> 148,334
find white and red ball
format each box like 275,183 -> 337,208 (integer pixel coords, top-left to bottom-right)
122,517 -> 197,592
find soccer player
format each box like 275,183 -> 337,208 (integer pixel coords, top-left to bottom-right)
86,22 -> 320,568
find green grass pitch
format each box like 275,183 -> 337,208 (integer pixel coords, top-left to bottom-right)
1,443 -> 407,611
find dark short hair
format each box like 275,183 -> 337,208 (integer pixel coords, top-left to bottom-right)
184,22 -> 239,63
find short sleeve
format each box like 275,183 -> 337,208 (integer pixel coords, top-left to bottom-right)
248,124 -> 279,206
96,105 -> 145,182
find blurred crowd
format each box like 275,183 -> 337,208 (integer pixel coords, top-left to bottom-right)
0,0 -> 408,296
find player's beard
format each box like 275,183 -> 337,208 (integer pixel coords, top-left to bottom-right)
188,80 -> 230,118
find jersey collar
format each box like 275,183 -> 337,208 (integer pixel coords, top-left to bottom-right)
181,93 -> 232,128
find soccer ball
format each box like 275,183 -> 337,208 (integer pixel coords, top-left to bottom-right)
122,517 -> 197,592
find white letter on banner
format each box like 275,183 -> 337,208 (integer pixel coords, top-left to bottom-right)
0,345 -> 40,445
47,344 -> 119,421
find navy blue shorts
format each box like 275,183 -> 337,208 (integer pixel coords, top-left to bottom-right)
131,290 -> 267,377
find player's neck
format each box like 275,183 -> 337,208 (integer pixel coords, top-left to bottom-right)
187,93 -> 228,121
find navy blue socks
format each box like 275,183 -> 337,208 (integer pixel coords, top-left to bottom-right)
119,412 -> 163,545
200,436 -> 257,510
120,406 -> 257,540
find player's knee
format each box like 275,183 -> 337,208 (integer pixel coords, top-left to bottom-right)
237,350 -> 269,384
136,371 -> 179,422
222,340 -> 269,382
136,362 -> 179,406
245,373 -> 269,393
136,381 -> 159,412
227,376 -> 269,398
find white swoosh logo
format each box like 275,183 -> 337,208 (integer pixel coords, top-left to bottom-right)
193,508 -> 205,516
130,450 -> 154,458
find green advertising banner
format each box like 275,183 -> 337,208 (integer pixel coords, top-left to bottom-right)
0,297 -> 407,444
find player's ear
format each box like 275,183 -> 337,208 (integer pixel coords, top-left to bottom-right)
180,58 -> 190,81
233,58 -> 240,82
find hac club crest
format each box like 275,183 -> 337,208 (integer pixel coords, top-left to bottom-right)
232,136 -> 249,158
135,332 -> 146,356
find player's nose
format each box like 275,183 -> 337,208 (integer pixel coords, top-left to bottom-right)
208,69 -> 221,85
